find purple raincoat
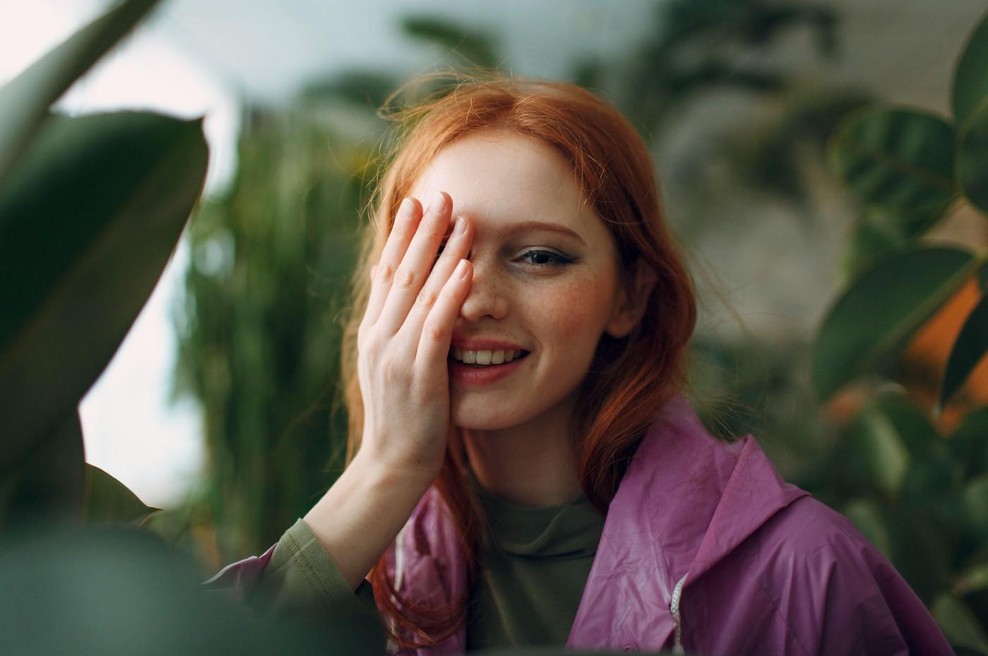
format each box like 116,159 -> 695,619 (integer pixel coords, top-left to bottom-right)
213,398 -> 952,654
382,398 -> 952,654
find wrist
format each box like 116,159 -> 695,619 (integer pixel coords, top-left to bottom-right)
348,448 -> 440,494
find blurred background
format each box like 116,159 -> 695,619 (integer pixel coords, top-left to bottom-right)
3,0 -> 988,636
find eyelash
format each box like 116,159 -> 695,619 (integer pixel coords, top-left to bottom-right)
514,249 -> 576,267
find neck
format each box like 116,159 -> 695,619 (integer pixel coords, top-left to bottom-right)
461,401 -> 582,507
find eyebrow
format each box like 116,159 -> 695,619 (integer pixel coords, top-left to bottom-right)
492,221 -> 587,246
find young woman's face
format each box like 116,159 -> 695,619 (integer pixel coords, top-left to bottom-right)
408,130 -> 638,433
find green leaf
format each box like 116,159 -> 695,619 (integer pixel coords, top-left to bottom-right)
813,246 -> 976,399
84,464 -> 157,525
844,498 -> 892,556
848,403 -> 910,498
0,0 -> 160,187
952,9 -> 988,128
829,107 -> 956,211
964,474 -> 988,541
957,103 -> 988,213
948,406 -> 988,480
0,112 -> 208,480
0,528 -> 344,654
955,559 -> 988,595
843,204 -> 946,277
933,594 -> 988,654
869,392 -> 954,500
941,287 -> 988,407
0,412 -> 85,530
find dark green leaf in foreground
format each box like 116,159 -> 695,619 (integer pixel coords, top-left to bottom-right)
941,284 -> 988,408
813,247 -> 975,399
0,412 -> 84,530
0,527 -> 340,655
829,107 -> 956,211
0,0 -> 160,186
84,464 -> 157,525
952,9 -> 988,129
0,112 -> 208,479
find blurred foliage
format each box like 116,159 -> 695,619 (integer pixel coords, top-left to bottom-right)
578,0 -> 868,209
0,0 -> 205,529
170,107 -> 373,562
810,8 -> 988,650
0,1 -> 346,653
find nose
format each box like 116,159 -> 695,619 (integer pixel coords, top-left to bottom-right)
458,258 -> 508,321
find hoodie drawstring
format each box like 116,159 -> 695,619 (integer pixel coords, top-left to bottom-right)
670,573 -> 688,655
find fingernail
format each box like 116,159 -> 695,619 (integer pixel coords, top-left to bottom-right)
455,259 -> 469,279
398,197 -> 414,217
452,216 -> 466,236
430,191 -> 447,213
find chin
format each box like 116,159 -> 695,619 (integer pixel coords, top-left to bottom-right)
450,401 -> 519,432
450,413 -> 514,432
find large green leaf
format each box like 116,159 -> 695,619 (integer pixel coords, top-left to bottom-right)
0,112 -> 208,479
0,0 -> 160,187
0,412 -> 84,530
84,464 -> 157,525
957,103 -> 988,213
941,283 -> 988,407
829,107 -> 956,211
813,247 -> 975,399
0,527 -> 342,654
952,9 -> 988,129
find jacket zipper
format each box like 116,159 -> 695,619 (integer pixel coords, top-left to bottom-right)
670,573 -> 688,655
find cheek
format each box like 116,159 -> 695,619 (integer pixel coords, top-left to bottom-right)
527,275 -> 618,343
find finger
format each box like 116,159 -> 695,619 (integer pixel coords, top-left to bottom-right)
376,191 -> 453,333
416,258 -> 473,368
402,214 -> 472,331
364,197 -> 422,326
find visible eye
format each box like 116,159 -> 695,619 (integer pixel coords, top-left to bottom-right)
514,248 -> 576,267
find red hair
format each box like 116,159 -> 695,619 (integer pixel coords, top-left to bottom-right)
341,75 -> 696,648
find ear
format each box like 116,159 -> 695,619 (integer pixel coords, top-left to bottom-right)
606,261 -> 656,338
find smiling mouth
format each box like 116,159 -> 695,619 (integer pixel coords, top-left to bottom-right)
450,348 -> 528,366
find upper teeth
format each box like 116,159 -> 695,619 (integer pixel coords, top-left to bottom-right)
452,348 -> 522,365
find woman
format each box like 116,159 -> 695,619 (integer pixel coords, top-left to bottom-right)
213,77 -> 952,655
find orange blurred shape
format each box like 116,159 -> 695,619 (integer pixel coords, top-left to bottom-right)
902,278 -> 988,433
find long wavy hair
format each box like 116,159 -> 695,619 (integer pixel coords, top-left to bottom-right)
340,75 -> 697,649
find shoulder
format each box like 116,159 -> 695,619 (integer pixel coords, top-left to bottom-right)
693,495 -> 952,655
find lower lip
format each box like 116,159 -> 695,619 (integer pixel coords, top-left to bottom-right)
448,356 -> 526,387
